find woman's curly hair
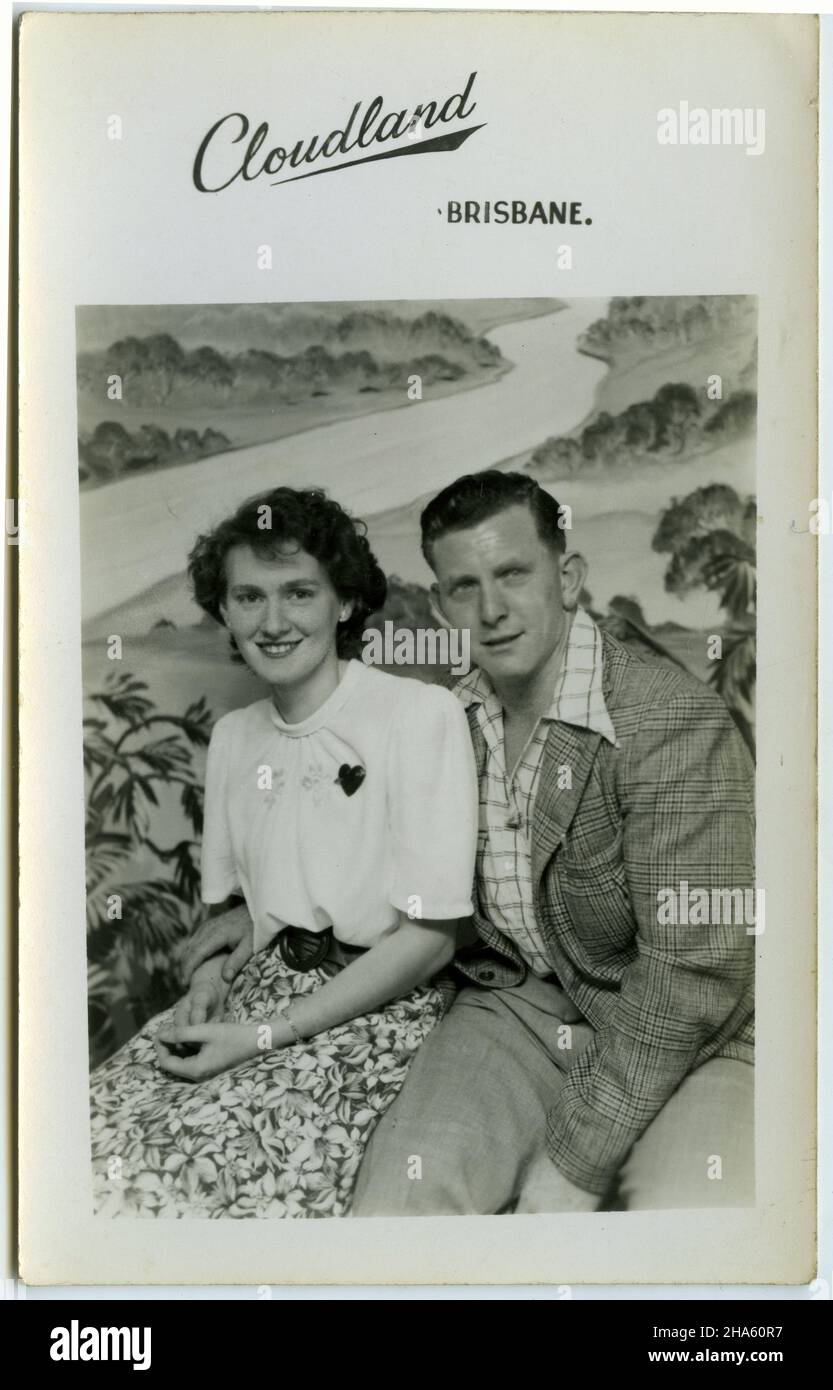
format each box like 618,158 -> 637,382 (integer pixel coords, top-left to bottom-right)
187,486 -> 387,661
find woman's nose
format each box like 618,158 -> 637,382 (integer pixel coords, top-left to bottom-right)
261,597 -> 289,634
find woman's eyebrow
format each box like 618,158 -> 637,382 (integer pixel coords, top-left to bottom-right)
229,577 -> 320,592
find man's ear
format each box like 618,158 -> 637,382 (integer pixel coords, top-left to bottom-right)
429,582 -> 452,630
559,551 -> 588,611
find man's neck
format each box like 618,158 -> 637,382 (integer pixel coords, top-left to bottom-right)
491,618 -> 572,723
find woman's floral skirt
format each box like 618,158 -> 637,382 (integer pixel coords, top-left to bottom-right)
89,943 -> 444,1218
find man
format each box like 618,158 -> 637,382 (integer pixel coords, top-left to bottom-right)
350,469 -> 755,1213
186,469 -> 755,1213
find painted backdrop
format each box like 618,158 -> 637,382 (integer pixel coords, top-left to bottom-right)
77,296 -> 758,1063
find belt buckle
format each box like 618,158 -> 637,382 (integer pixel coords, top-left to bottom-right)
279,925 -> 333,972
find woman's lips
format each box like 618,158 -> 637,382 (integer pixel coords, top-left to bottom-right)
256,639 -> 302,658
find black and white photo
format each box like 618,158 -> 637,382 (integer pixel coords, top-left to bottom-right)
16,8 -> 817,1285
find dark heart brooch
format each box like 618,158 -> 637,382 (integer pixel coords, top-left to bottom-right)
335,763 -> 365,797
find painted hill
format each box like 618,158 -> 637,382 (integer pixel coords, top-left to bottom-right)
75,304 -> 538,487
578,295 -> 756,366
77,316 -> 503,411
525,381 -> 756,482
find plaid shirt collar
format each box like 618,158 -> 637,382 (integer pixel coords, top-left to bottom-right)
454,607 -> 619,748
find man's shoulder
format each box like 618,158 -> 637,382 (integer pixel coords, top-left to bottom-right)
600,631 -> 745,756
433,668 -> 474,707
600,629 -> 727,725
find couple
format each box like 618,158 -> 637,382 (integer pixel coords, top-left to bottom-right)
90,469 -> 755,1218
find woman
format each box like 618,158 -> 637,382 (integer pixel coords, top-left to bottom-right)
89,485 -> 477,1218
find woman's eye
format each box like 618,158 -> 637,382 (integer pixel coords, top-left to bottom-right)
235,593 -> 261,606
290,589 -> 314,600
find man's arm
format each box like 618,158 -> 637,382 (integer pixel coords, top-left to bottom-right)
546,687 -> 755,1196
180,896 -> 254,983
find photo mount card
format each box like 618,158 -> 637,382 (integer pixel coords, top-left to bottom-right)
16,9 -> 818,1286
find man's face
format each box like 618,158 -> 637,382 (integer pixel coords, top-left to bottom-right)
430,504 -> 584,686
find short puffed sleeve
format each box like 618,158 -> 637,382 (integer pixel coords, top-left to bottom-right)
200,715 -> 241,905
386,683 -> 478,921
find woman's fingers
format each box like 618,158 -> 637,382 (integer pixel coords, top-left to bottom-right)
207,989 -> 226,1022
182,921 -> 227,980
173,999 -> 191,1029
154,1026 -> 214,1079
174,981 -> 218,1030
156,1046 -> 204,1080
192,984 -> 221,1023
223,932 -> 253,983
163,1024 -> 213,1045
190,997 -> 208,1025
154,1032 -> 181,1066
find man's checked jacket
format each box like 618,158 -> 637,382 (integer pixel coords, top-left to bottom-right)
444,630 -> 755,1197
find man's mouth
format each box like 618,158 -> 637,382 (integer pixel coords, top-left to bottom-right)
482,633 -> 523,650
256,639 -> 302,659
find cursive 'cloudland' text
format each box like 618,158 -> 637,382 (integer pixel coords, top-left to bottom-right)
193,73 -> 484,192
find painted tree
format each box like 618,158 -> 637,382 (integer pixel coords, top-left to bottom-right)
652,484 -> 756,752
84,671 -> 213,1065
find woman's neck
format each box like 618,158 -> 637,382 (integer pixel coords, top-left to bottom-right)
271,656 -> 348,725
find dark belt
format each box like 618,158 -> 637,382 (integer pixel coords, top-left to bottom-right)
278,925 -> 333,972
277,925 -> 366,973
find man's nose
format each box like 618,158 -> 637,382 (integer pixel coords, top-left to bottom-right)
479,582 -> 506,627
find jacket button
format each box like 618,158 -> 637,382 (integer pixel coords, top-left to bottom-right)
479,967 -> 496,982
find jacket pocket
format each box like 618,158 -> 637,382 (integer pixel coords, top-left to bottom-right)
556,823 -> 624,876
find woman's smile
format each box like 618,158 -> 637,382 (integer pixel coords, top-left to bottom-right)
256,637 -> 304,659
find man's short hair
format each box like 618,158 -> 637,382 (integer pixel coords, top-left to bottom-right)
420,469 -> 567,568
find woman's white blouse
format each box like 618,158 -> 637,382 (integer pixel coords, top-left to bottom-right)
200,659 -> 478,953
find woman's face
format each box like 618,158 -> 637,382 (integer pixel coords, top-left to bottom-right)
219,542 -> 349,694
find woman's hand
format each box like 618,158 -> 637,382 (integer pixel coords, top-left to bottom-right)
154,1021 -> 269,1081
173,949 -> 233,1028
173,978 -> 225,1029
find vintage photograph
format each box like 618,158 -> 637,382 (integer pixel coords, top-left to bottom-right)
79,294 -> 759,1219
16,5 -> 818,1289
